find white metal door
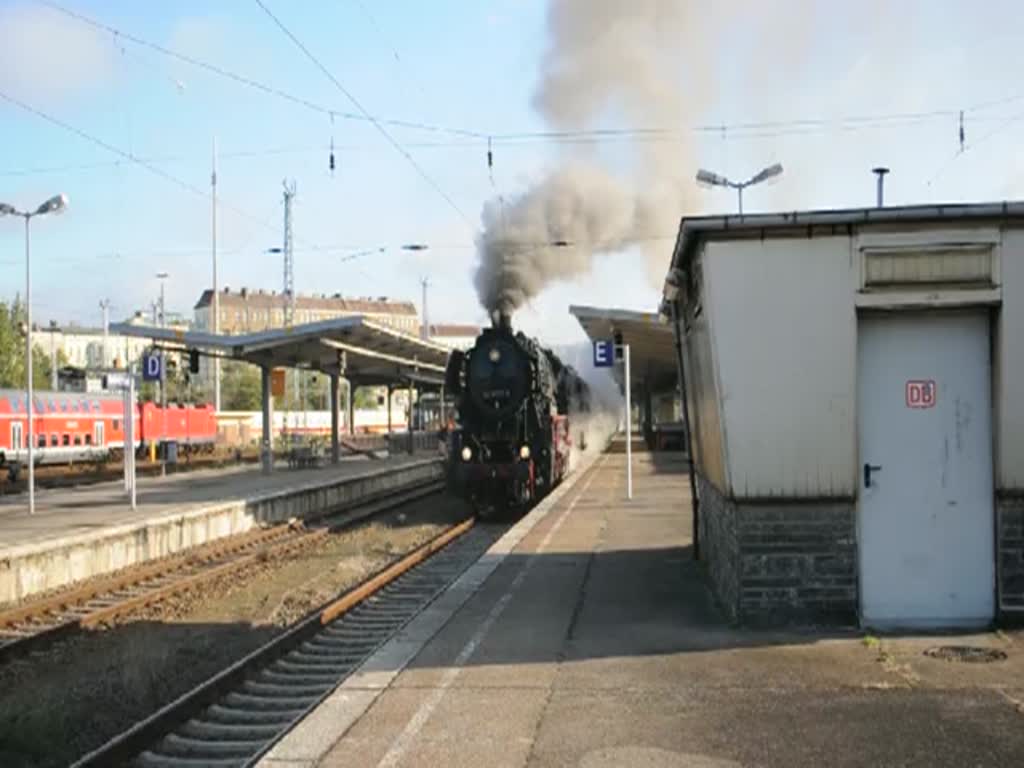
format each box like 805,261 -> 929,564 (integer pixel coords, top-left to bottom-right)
10,422 -> 22,452
94,422 -> 105,448
858,312 -> 994,627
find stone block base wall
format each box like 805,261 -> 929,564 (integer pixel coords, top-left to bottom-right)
999,496 -> 1024,614
696,475 -> 740,617
696,475 -> 857,624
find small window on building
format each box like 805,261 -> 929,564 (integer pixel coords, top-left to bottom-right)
37,434 -> 46,448
84,434 -> 92,445
73,434 -> 82,446
50,434 -> 58,447
62,434 -> 70,446
113,419 -> 120,431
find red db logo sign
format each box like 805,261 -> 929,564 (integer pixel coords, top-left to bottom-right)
906,380 -> 936,409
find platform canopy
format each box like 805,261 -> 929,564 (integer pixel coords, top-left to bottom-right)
569,305 -> 678,393
111,316 -> 450,386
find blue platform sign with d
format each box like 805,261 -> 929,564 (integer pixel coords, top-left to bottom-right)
593,339 -> 614,368
142,352 -> 163,382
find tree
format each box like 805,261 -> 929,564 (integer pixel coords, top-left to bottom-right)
222,360 -> 261,411
354,385 -> 382,409
0,298 -> 56,390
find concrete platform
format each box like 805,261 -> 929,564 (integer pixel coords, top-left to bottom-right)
260,450 -> 1024,768
0,454 -> 443,603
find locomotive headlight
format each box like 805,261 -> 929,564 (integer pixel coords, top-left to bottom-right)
488,347 -> 501,363
519,445 -> 530,460
461,446 -> 472,461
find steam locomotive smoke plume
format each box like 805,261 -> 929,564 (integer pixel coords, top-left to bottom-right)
474,0 -> 703,316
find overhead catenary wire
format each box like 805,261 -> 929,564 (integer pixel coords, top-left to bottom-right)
4,112 -> 1022,180
924,107 -> 1024,190
352,0 -> 429,103
252,0 -> 475,230
33,2 -> 1024,149
37,0 -> 486,141
0,88 -> 318,249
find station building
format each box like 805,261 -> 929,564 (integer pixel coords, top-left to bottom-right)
660,202 -> 1024,628
425,323 -> 481,351
193,288 -> 420,335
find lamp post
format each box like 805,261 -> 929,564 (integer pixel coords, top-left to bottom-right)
0,193 -> 69,516
156,271 -> 169,477
696,163 -> 783,215
400,244 -> 431,340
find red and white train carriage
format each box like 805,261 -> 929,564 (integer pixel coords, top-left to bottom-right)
0,389 -> 216,477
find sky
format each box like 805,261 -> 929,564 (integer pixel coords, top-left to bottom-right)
2,0 -> 1024,344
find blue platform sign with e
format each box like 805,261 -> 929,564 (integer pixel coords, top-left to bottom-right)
593,339 -> 614,368
142,352 -> 163,382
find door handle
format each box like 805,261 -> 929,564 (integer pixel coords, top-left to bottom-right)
864,463 -> 882,488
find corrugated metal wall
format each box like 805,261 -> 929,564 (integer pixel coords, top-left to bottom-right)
678,221 -> 1021,500
682,255 -> 728,491
704,237 -> 857,498
998,230 -> 1024,489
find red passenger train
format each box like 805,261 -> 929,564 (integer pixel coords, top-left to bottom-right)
0,389 -> 216,477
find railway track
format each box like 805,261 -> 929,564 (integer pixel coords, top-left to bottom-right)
0,451 -> 261,494
0,478 -> 445,663
72,516 -> 499,768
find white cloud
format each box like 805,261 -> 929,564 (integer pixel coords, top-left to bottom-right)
0,3 -> 115,102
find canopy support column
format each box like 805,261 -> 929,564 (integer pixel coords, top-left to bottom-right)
330,371 -> 340,464
261,365 -> 273,474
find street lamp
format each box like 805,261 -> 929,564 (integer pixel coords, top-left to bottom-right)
0,193 -> 69,516
156,271 -> 169,477
696,163 -> 783,216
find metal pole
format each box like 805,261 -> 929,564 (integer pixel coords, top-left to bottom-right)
347,381 -> 355,436
625,343 -> 632,501
49,329 -> 56,390
130,371 -> 137,509
261,366 -> 272,474
873,167 -> 889,208
100,299 -> 110,370
737,185 -> 744,216
420,277 -> 429,340
25,214 -> 34,516
159,279 -> 167,478
330,372 -> 340,464
408,380 -> 414,454
212,137 -> 221,412
123,382 -> 130,492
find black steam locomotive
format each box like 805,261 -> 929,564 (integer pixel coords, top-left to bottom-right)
445,315 -> 589,516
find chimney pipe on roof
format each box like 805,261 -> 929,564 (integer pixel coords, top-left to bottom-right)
872,167 -> 890,208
